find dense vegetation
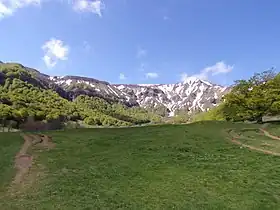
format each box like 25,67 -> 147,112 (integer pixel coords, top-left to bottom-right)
0,63 -> 162,128
1,122 -> 280,209
193,69 -> 280,122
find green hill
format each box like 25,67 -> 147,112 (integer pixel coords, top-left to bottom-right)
0,63 -> 162,128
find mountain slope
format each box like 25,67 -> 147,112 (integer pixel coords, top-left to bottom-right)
0,62 -> 161,127
49,75 -> 139,107
115,78 -> 230,116
48,74 -> 230,116
1,62 -> 230,117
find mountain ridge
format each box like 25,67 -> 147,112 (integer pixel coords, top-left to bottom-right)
1,61 -> 231,116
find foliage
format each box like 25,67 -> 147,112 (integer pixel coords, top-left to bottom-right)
0,63 -> 162,128
222,69 -> 280,122
147,104 -> 170,117
168,114 -> 190,124
192,68 -> 280,122
191,104 -> 226,122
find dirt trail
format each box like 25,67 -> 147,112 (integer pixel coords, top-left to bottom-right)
259,128 -> 280,141
227,128 -> 280,157
12,133 -> 54,185
231,137 -> 280,157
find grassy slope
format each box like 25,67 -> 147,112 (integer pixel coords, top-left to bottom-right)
1,122 -> 280,209
234,129 -> 280,153
0,133 -> 22,193
265,123 -> 280,136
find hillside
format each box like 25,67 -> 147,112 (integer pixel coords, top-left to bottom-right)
1,122 -> 280,209
0,62 -> 162,127
0,61 -> 230,118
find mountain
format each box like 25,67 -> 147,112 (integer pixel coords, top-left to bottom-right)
49,75 -> 230,116
0,62 -> 163,127
1,62 -> 230,117
115,79 -> 230,116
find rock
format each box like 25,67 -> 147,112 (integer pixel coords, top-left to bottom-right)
262,115 -> 280,123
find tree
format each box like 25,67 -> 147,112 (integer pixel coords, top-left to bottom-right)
222,69 -> 280,122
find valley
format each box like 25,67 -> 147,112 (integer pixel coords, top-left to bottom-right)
1,1 -> 280,209
1,62 -> 280,209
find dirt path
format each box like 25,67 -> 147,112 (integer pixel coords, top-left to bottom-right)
227,128 -> 280,157
231,137 -> 280,157
12,133 -> 54,186
259,128 -> 280,141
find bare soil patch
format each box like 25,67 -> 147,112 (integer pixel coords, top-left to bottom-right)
10,133 -> 54,191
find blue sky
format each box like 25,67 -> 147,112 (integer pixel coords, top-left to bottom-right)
0,0 -> 279,85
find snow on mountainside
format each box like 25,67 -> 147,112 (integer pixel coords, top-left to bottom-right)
115,77 -> 230,116
4,62 -> 229,116
49,75 -> 230,116
49,75 -> 139,106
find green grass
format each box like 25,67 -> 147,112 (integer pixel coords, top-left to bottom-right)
1,122 -> 280,209
265,123 -> 280,136
233,128 -> 280,153
0,133 -> 22,193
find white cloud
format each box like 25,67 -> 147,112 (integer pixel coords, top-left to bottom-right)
119,73 -> 126,80
0,0 -> 105,20
203,61 -> 233,76
136,46 -> 147,59
145,72 -> 158,79
42,38 -> 69,68
73,0 -> 104,17
180,72 -> 189,82
192,72 -> 208,80
0,0 -> 40,19
0,2 -> 13,18
181,61 -> 233,82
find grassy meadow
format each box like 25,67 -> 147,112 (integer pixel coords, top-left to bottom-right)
0,122 -> 280,209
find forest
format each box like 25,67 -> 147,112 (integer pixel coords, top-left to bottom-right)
0,63 -> 162,128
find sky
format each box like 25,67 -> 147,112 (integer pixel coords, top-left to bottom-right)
0,0 -> 279,85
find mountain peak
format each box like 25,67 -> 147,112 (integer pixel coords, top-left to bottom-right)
181,76 -> 214,87
182,76 -> 200,84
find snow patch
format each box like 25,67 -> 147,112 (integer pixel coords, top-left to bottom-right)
65,79 -> 72,86
107,85 -> 119,96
